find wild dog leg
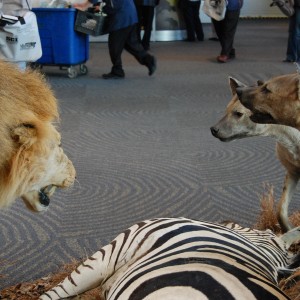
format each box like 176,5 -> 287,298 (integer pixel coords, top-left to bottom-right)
278,173 -> 299,232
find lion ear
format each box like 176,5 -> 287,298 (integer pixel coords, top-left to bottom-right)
257,80 -> 264,86
229,77 -> 246,96
12,123 -> 38,146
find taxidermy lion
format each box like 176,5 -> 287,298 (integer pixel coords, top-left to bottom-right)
0,60 -> 76,212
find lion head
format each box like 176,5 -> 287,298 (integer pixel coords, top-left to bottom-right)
0,60 -> 76,212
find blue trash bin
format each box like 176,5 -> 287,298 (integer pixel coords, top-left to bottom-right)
33,7 -> 89,78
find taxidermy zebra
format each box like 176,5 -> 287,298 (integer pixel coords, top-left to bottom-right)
40,217 -> 300,300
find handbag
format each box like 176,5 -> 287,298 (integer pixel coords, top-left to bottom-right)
0,2 -> 42,62
75,9 -> 109,36
75,3 -> 109,36
202,0 -> 228,21
270,0 -> 295,17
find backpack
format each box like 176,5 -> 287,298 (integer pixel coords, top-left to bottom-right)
270,0 -> 294,17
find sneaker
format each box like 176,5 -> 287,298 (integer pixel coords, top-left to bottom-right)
217,55 -> 229,63
102,72 -> 125,79
147,56 -> 157,76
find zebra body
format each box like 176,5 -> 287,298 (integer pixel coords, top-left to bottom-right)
40,218 -> 300,300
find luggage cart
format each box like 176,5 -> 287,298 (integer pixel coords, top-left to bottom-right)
32,8 -> 89,78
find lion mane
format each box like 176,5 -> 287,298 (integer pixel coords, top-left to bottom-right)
0,60 -> 75,211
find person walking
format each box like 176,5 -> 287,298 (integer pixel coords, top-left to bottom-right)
179,0 -> 204,42
134,0 -> 159,51
212,0 -> 243,63
74,0 -> 157,79
284,0 -> 300,62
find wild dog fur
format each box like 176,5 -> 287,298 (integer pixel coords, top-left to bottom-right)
236,73 -> 300,129
211,77 -> 300,232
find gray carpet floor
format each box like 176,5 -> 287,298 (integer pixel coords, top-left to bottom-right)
0,19 -> 298,290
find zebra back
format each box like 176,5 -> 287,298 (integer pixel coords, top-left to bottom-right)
40,218 -> 299,300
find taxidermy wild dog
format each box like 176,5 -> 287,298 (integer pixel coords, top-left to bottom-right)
235,73 -> 300,129
211,77 -> 300,232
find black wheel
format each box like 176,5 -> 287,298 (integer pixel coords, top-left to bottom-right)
80,64 -> 88,75
67,67 -> 78,79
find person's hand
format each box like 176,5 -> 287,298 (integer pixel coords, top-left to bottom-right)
73,0 -> 92,11
270,0 -> 285,7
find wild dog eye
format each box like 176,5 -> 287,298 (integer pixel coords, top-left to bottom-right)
233,111 -> 243,118
261,86 -> 271,93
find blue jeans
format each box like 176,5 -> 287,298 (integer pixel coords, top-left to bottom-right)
286,7 -> 300,62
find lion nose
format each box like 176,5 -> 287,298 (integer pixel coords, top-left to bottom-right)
210,126 -> 219,137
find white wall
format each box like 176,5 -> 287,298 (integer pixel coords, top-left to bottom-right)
240,0 -> 285,18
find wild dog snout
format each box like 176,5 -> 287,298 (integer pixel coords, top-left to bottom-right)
210,126 -> 219,137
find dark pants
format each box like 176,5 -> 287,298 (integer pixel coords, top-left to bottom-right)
181,0 -> 204,41
108,24 -> 153,75
136,5 -> 155,50
212,9 -> 240,56
286,7 -> 300,61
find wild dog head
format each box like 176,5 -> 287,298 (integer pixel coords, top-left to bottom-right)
235,73 -> 300,129
210,77 -> 267,141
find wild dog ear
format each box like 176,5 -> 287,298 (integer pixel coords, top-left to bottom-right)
229,77 -> 247,96
11,123 -> 38,146
257,80 -> 264,86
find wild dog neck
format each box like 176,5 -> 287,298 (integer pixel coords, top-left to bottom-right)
262,124 -> 300,159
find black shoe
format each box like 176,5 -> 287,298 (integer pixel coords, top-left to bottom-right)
102,72 -> 125,79
147,56 -> 157,76
142,43 -> 150,51
209,37 -> 219,41
283,59 -> 295,63
183,38 -> 196,42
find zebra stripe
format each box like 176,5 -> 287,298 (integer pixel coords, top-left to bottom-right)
39,218 -> 300,300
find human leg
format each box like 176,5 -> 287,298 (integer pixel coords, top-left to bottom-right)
212,18 -> 226,59
135,4 -> 143,44
220,10 -> 240,56
192,1 -> 204,41
211,18 -> 223,43
286,8 -> 300,62
104,28 -> 128,78
141,6 -> 155,50
182,0 -> 195,42
124,24 -> 157,76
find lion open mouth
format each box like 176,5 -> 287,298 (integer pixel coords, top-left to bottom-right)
39,185 -> 57,206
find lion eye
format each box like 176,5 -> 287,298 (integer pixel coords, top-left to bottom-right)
233,111 -> 243,118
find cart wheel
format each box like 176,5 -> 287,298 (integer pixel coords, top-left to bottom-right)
80,64 -> 88,75
68,67 -> 78,79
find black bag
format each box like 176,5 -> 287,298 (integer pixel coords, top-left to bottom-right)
270,0 -> 295,17
74,9 -> 109,36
